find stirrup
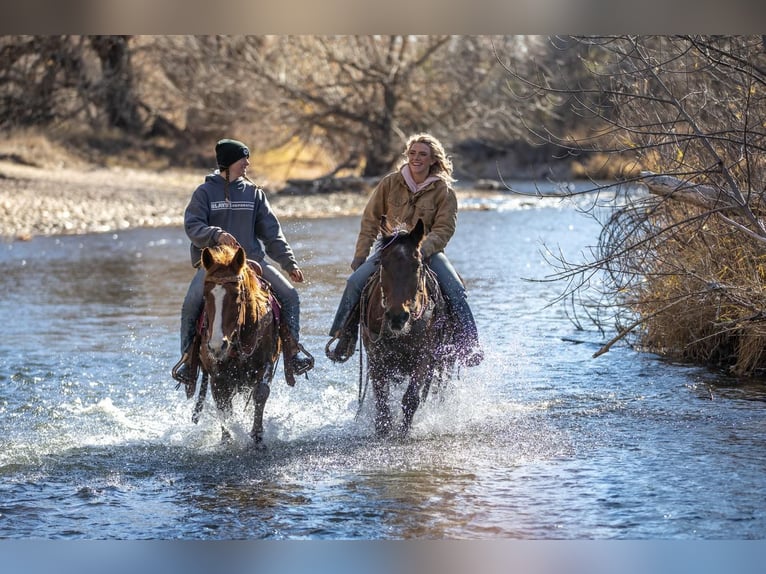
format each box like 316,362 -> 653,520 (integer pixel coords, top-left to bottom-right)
292,343 -> 315,376
324,334 -> 355,363
171,353 -> 195,389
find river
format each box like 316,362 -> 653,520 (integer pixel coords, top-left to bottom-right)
1,189 -> 765,543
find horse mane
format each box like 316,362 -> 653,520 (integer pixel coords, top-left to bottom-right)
204,245 -> 270,321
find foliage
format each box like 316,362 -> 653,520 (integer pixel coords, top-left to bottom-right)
509,35 -> 766,376
0,35 -> 144,132
0,35 -> 541,177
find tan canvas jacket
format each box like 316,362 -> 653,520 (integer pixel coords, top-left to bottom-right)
354,170 -> 458,261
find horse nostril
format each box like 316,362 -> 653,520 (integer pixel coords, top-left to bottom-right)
386,310 -> 409,330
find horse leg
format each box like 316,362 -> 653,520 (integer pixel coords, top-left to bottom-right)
373,377 -> 392,437
211,381 -> 234,444
250,382 -> 270,445
191,371 -> 208,424
398,379 -> 422,438
398,361 -> 435,438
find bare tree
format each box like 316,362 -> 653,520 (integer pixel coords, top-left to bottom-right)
0,36 -> 89,127
0,35 -> 147,134
88,35 -> 143,133
236,35 -> 521,177
504,35 -> 766,375
1,35 -> 541,176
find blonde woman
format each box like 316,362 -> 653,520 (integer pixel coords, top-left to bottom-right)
326,133 -> 483,367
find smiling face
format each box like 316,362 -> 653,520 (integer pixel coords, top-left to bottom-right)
406,142 -> 435,183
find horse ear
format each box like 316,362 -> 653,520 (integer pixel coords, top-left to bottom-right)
201,247 -> 213,270
411,219 -> 425,244
233,246 -> 246,270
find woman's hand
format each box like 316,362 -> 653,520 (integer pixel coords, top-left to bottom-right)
217,231 -> 238,247
289,268 -> 305,283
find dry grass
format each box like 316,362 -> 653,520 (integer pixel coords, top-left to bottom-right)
0,128 -> 89,170
631,202 -> 766,375
0,128 -> 334,185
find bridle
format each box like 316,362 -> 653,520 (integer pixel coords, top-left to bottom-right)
204,271 -> 259,358
365,236 -> 431,341
377,263 -> 429,322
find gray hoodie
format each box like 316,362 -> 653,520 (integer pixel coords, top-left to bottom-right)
184,173 -> 298,272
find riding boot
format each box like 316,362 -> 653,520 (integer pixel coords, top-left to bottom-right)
279,321 -> 314,387
171,333 -> 201,398
450,298 -> 484,367
325,303 -> 359,363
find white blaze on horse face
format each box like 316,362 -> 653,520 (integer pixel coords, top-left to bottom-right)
208,284 -> 227,353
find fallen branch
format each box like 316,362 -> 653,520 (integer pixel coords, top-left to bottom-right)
639,171 -> 743,214
640,171 -> 766,241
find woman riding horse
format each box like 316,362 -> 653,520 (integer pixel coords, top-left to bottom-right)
361,217 -> 456,436
196,244 -> 280,444
326,132 -> 483,368
172,138 -> 314,391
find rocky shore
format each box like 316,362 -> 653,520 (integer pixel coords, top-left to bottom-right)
0,160 -> 505,241
0,161 -> 380,240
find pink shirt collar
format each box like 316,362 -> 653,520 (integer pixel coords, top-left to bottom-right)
401,165 -> 440,194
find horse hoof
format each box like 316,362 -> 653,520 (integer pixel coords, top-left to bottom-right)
249,432 -> 267,449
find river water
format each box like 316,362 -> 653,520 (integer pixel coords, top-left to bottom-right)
1,189 -> 765,541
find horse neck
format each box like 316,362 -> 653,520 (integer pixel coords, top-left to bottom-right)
203,268 -> 265,359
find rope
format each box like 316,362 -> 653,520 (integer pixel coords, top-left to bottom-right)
355,321 -> 369,419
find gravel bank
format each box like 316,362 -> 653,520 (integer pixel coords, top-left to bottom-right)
1,161 -> 506,241
0,161 -> 373,240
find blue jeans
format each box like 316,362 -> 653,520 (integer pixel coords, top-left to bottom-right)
180,261 -> 301,354
328,251 -> 479,345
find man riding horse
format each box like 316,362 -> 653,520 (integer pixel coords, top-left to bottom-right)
326,132 -> 484,368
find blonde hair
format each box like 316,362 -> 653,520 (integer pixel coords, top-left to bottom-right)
398,132 -> 456,184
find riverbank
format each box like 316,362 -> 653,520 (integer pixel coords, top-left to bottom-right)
0,159 -> 507,240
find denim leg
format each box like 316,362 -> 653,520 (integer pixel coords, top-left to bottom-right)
328,255 -> 379,336
261,261 -> 301,341
427,252 -> 480,343
180,267 -> 205,354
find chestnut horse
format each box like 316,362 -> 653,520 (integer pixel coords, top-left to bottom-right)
193,244 -> 281,445
361,218 -> 457,438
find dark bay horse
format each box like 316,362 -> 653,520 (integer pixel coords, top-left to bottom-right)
361,218 -> 457,438
194,244 -> 281,445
